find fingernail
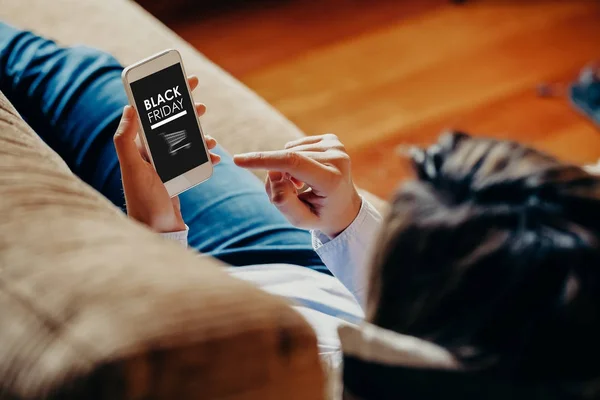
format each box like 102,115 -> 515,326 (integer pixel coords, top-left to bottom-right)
123,105 -> 134,117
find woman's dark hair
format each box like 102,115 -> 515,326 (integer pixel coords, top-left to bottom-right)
367,133 -> 600,390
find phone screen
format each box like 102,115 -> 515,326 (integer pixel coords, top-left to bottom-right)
130,63 -> 208,183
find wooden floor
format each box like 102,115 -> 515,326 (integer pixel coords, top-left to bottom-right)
155,0 -> 600,199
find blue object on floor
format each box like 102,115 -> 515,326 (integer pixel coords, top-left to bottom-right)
570,65 -> 600,127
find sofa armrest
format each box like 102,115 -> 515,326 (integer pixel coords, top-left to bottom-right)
0,92 -> 324,399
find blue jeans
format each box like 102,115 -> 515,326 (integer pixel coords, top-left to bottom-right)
0,23 -> 328,273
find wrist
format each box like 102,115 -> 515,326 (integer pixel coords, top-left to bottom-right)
162,219 -> 187,233
128,211 -> 186,234
324,189 -> 362,238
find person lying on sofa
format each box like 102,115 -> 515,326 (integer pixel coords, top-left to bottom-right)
2,23 -> 600,396
0,22 -> 373,357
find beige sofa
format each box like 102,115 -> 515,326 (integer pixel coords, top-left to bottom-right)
0,91 -> 326,398
0,0 -> 388,398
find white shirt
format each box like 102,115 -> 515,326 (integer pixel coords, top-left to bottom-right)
162,199 -> 383,356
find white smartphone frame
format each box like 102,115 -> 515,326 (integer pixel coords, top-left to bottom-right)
122,49 -> 213,197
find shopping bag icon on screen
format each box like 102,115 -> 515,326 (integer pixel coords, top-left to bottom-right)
161,129 -> 191,155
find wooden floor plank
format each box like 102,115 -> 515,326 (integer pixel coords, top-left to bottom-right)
244,1 -> 599,147
164,0 -> 445,77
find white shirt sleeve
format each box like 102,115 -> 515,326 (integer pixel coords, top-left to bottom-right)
160,198 -> 384,309
311,198 -> 383,308
159,225 -> 189,247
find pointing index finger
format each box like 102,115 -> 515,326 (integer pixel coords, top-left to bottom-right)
234,150 -> 332,191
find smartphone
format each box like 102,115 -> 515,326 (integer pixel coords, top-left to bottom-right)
122,49 -> 213,197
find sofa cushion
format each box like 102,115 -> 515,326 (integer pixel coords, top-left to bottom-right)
0,90 -> 324,399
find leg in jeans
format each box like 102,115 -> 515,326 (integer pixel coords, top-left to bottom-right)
0,22 -> 328,273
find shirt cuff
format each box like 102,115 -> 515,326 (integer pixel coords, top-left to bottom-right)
311,197 -> 370,250
310,197 -> 382,307
160,225 -> 189,247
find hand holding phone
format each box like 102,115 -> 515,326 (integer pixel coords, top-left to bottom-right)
114,92 -> 220,233
122,50 -> 214,197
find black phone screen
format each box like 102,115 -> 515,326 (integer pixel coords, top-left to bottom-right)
130,63 -> 208,183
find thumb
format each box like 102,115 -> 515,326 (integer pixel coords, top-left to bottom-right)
268,171 -> 318,228
114,106 -> 145,169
